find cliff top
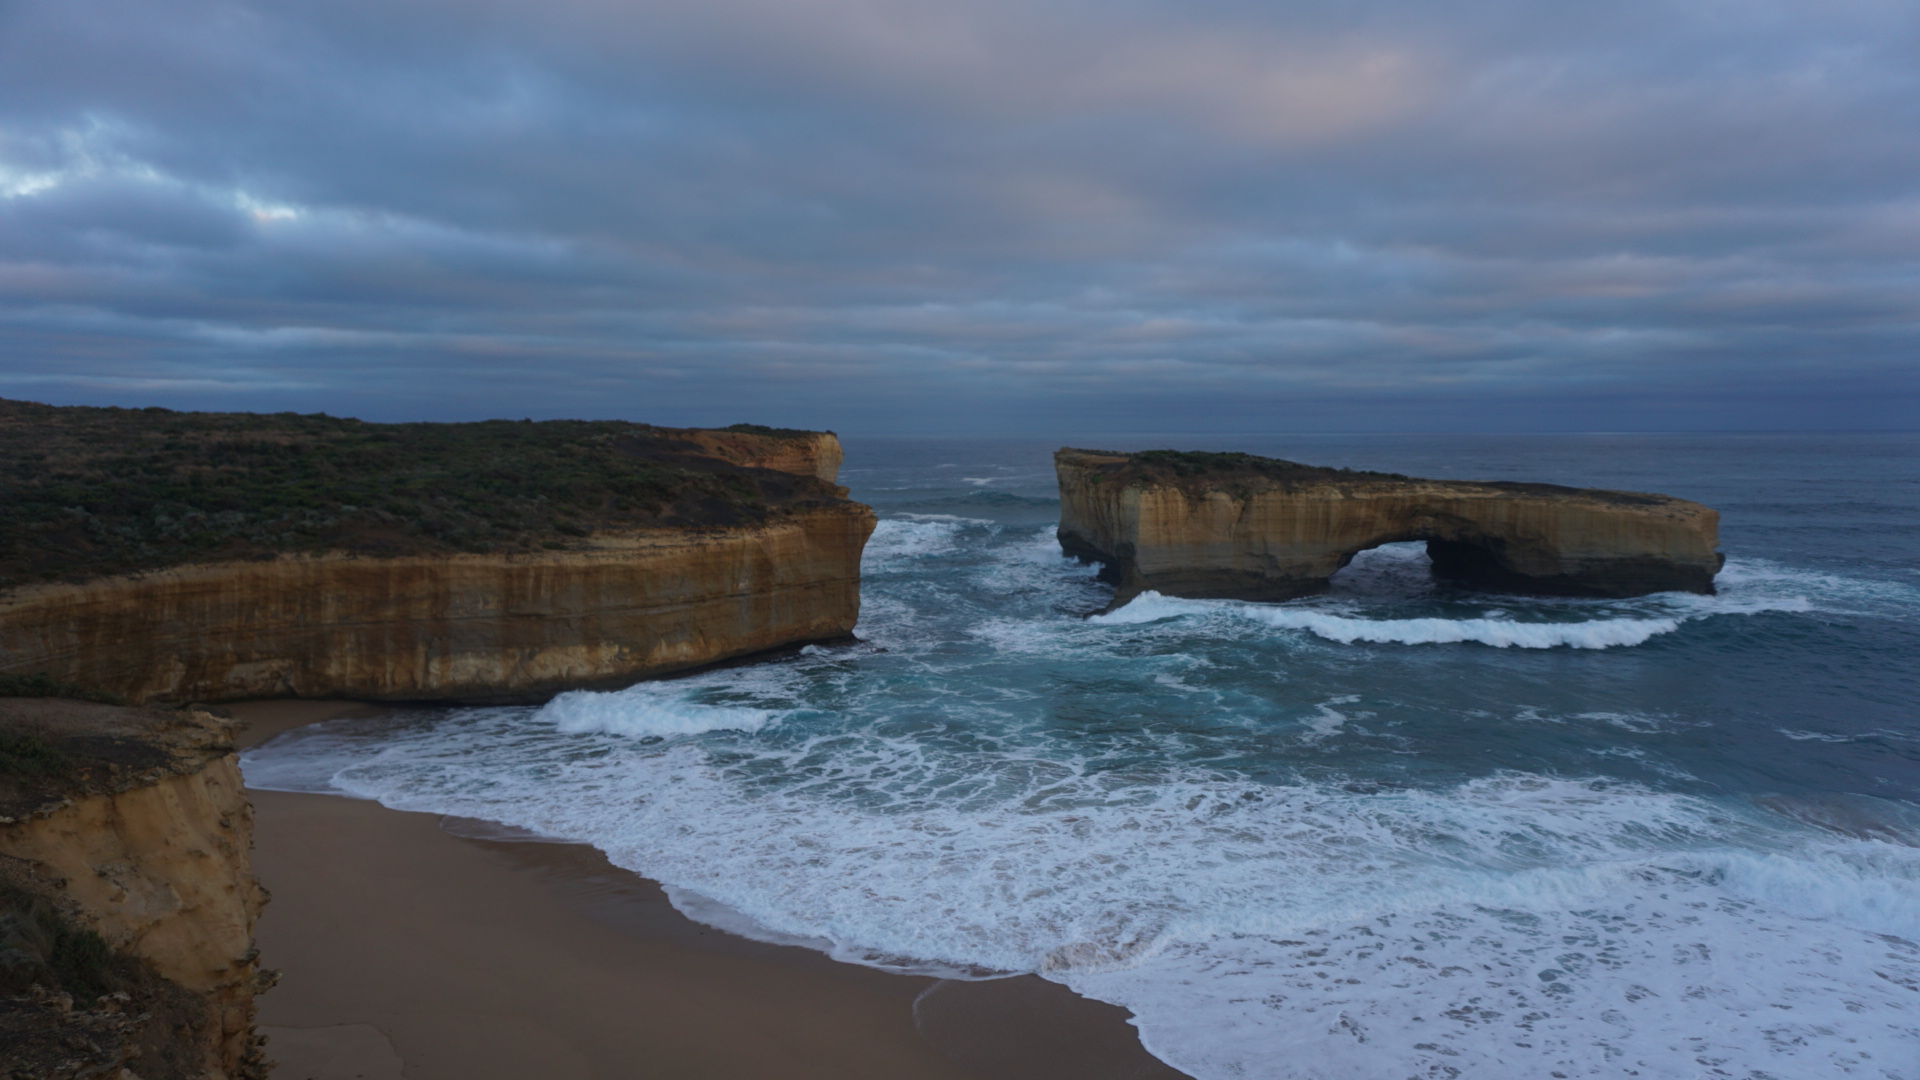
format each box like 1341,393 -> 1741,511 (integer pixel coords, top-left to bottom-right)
1057,448 -> 1678,509
0,399 -> 852,589
0,698 -> 235,822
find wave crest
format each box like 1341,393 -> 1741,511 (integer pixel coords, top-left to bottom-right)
1094,591 -> 1686,648
538,689 -> 777,738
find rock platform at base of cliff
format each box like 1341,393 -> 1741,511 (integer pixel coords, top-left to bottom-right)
1055,448 -> 1724,604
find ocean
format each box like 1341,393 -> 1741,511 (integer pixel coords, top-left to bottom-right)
243,432 -> 1920,1079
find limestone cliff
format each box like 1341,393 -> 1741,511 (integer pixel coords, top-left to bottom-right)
1057,448 -> 1723,602
0,402 -> 875,704
0,400 -> 855,591
2,698 -> 269,1080
679,427 -> 845,483
0,506 -> 874,704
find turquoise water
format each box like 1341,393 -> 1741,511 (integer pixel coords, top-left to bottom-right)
245,433 -> 1920,1079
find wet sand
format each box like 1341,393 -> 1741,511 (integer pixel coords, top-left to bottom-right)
233,701 -> 1188,1080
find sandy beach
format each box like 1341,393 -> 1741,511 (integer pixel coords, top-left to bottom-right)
233,701 -> 1187,1080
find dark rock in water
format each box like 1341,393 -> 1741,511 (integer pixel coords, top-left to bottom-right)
1055,448 -> 1724,603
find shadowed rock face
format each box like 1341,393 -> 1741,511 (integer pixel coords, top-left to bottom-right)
1056,449 -> 1724,603
2,699 -> 270,1080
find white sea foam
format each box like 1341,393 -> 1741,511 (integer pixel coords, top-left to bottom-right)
864,518 -> 969,565
1070,548 -> 1890,652
1716,556 -> 1920,618
965,525 -> 1105,600
1090,560 -> 1829,648
895,513 -> 996,524
539,685 -> 779,738
245,711 -> 1920,1079
1301,696 -> 1361,738
236,508 -> 1920,1080
1095,591 -> 1688,648
1076,845 -> 1920,1080
1780,727 -> 1920,745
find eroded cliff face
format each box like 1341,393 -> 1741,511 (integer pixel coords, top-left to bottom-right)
679,429 -> 845,483
0,504 -> 875,704
1,699 -> 269,1079
1057,449 -> 1723,602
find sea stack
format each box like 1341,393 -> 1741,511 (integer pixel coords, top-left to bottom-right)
0,402 -> 875,704
1056,448 -> 1724,604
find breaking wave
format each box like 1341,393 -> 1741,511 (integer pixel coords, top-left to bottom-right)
1096,591 -> 1688,648
242,442 -> 1920,1080
1089,552 -> 1831,650
539,684 -> 780,738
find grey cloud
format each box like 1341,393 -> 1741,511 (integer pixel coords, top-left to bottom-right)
0,0 -> 1915,432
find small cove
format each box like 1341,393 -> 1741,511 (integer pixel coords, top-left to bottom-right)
245,432 -> 1920,1080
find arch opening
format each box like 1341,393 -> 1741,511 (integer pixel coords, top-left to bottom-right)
1325,540 -> 1434,596
1325,533 -> 1524,595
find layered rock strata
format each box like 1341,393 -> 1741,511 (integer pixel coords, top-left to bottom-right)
679,428 -> 846,483
1,698 -> 269,1079
0,402 -> 875,704
1057,448 -> 1724,603
0,506 -> 873,704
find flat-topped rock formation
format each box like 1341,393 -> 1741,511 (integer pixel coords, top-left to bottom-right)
2,696 -> 270,1079
1056,448 -> 1724,603
0,401 -> 873,703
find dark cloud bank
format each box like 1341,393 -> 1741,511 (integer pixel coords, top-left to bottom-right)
1,0 -> 1916,433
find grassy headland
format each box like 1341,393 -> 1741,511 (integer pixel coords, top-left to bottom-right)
0,400 -> 845,589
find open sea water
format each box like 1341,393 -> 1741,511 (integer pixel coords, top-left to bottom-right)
244,433 -> 1920,1079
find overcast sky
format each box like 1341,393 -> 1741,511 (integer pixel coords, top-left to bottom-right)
1,0 -> 1916,433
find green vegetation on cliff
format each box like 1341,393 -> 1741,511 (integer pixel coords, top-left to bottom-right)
1069,447 -> 1409,488
0,399 -> 843,589
1,876 -> 208,1080
1069,447 -> 1663,505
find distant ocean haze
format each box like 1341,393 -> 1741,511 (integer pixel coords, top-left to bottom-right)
244,433 -> 1920,1080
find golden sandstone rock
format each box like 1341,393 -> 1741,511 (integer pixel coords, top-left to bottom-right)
0,414 -> 869,1079
679,427 -> 847,482
0,415 -> 872,704
0,507 -> 872,704
1056,448 -> 1724,604
1,700 -> 269,1079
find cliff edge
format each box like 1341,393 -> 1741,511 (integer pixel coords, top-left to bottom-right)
0,401 -> 874,703
1057,448 -> 1723,603
2,696 -> 269,1080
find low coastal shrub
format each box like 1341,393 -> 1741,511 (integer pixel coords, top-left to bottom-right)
1079,447 -> 1410,485
0,399 -> 837,588
0,881 -> 120,1000
1134,448 -> 1405,480
723,422 -> 822,437
0,733 -> 73,781
0,877 -> 210,1080
0,673 -> 127,705
1078,448 -> 1650,504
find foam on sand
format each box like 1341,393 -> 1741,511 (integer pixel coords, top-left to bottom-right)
245,710 -> 1920,1080
237,505 -> 1920,1080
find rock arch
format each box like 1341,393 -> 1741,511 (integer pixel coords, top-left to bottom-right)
1055,449 -> 1723,604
